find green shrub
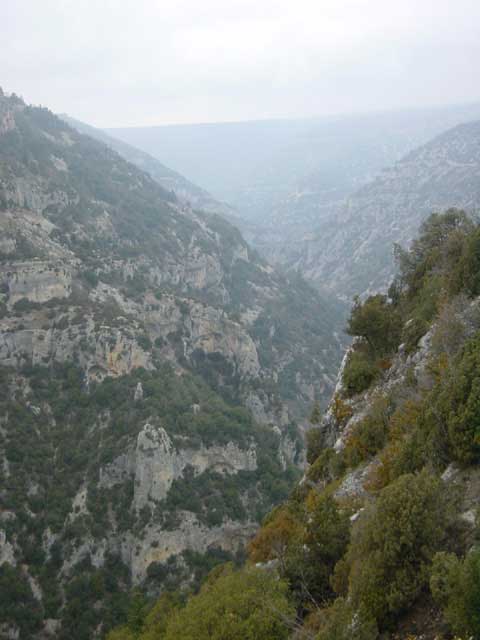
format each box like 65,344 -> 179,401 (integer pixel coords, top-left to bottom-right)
343,395 -> 391,467
347,294 -> 402,357
315,598 -> 378,640
306,427 -> 324,464
431,548 -> 480,638
342,351 -> 379,396
307,447 -> 345,484
162,565 -> 294,640
343,470 -> 454,628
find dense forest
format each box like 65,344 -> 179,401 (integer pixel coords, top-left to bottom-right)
106,210 -> 480,639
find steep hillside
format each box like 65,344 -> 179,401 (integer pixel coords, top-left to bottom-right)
115,211 -> 480,640
0,90 -> 344,639
60,114 -> 233,217
273,120 -> 480,299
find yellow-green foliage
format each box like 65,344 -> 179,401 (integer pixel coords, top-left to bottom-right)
162,565 -> 294,640
347,295 -> 402,357
249,492 -> 350,607
314,598 -> 378,640
306,447 -> 345,484
366,399 -> 425,491
107,566 -> 294,640
248,505 -> 302,569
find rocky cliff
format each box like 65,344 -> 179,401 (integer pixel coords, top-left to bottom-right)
0,91 -> 344,639
265,120 -> 480,300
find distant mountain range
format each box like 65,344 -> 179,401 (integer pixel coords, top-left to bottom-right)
106,103 -> 480,227
259,118 -> 480,299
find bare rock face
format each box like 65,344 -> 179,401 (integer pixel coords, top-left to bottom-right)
4,262 -> 72,306
101,421 -> 258,508
125,515 -> 258,584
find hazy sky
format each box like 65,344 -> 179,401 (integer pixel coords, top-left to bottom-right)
2,0 -> 479,127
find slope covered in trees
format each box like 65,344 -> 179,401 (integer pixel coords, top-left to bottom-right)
108,211 -> 480,640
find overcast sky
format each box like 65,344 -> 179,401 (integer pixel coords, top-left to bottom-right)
2,0 -> 479,127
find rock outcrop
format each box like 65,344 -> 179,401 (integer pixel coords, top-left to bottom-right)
0,90 -> 331,638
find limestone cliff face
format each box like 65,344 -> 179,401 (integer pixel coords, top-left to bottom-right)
0,91 -> 342,420
0,91 -> 323,638
100,422 -> 258,506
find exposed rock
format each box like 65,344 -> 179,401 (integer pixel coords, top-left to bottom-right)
0,530 -> 16,567
129,422 -> 257,507
134,382 -> 144,402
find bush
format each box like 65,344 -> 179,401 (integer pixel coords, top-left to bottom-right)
342,470 -> 454,628
343,395 -> 391,467
162,565 -> 294,640
431,548 -> 480,638
306,427 -> 324,464
315,598 -> 378,640
307,447 -> 345,484
347,294 -> 402,357
342,351 -> 379,397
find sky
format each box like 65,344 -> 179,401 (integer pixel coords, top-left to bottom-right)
2,0 -> 480,127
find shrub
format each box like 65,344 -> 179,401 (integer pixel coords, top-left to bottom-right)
162,565 -> 294,640
315,598 -> 378,640
343,395 -> 391,468
306,427 -> 324,464
347,295 -> 402,357
342,351 -> 379,397
343,471 -> 454,628
430,548 -> 480,638
307,447 -> 345,484
248,506 -> 301,570
331,394 -> 353,426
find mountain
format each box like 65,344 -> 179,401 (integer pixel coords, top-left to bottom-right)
60,114 -> 233,217
107,103 -> 480,228
280,119 -> 480,299
0,90 -> 345,639
115,211 -> 480,640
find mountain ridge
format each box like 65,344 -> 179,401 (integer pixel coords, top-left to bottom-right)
0,90 -> 345,639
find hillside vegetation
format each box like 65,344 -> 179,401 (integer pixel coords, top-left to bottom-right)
0,90 -> 345,639
108,210 -> 480,640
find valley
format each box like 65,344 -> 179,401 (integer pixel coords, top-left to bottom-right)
1,86 -> 480,640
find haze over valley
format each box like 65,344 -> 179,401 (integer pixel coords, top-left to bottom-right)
2,2 -> 480,639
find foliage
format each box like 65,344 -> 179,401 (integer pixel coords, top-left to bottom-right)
160,565 -> 295,640
342,471 -> 455,628
314,598 -> 379,640
343,394 -> 391,468
331,394 -> 353,426
248,506 -> 302,570
430,548 -> 480,638
306,447 -> 345,484
306,427 -> 324,464
249,493 -> 350,607
342,350 -> 379,396
347,294 -> 402,357
0,563 -> 43,637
